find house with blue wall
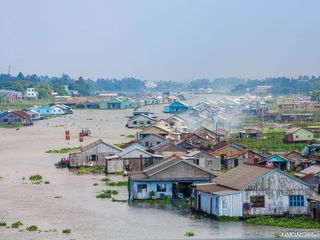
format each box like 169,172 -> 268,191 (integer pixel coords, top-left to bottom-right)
163,101 -> 189,114
129,157 -> 216,201
193,164 -> 315,217
32,106 -> 54,116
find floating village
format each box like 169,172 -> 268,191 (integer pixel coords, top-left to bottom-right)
2,87 -> 320,239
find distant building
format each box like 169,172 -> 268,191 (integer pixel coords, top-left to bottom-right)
0,90 -> 22,102
284,127 -> 314,143
26,88 -> 38,98
163,101 -> 189,114
126,114 -> 157,128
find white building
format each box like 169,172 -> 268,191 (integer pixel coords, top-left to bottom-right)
26,88 -> 38,98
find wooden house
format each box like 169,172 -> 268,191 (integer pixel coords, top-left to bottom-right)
186,150 -> 221,171
149,142 -> 187,158
106,144 -> 163,172
129,157 -> 216,201
51,105 -> 65,115
210,141 -> 247,169
24,109 -> 41,121
243,150 -> 266,165
295,165 -> 320,194
76,101 -> 99,109
126,114 -> 157,128
69,139 -> 121,168
138,134 -> 166,148
139,125 -> 170,139
0,111 -> 32,125
286,151 -> 311,169
281,113 -> 314,122
239,128 -> 262,139
258,154 -> 292,171
284,127 -> 314,143
166,115 -> 189,133
309,195 -> 320,221
163,101 -> 189,114
210,141 -> 246,158
105,98 -> 126,109
32,106 -> 54,116
176,140 -> 198,151
193,164 -> 315,217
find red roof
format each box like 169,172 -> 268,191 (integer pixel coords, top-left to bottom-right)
8,111 -> 31,119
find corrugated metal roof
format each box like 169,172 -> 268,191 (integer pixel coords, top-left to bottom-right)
194,183 -> 239,195
300,165 -> 320,175
213,164 -> 272,190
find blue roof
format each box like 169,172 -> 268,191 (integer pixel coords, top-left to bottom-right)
266,155 -> 288,163
169,101 -> 188,108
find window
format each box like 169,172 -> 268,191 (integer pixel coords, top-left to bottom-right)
133,121 -> 137,125
137,184 -> 147,193
289,195 -> 304,207
3,118 -> 8,122
157,184 -> 166,192
296,135 -> 299,138
147,121 -> 151,124
145,142 -> 149,147
157,141 -> 161,145
207,160 -> 212,166
250,196 -> 265,208
308,135 -> 311,138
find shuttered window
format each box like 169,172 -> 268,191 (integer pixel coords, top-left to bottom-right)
250,196 -> 265,208
289,195 -> 304,207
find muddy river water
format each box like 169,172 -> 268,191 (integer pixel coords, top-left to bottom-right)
0,97 -> 300,239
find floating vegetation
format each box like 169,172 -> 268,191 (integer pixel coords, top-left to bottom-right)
126,134 -> 135,138
216,216 -> 240,222
26,225 -> 38,231
29,175 -> 42,181
132,198 -> 172,204
76,166 -> 105,175
101,177 -> 111,182
0,221 -> 6,226
184,231 -> 195,237
11,221 -> 23,228
44,181 -> 50,184
32,181 -> 42,185
46,147 -> 79,154
246,216 -> 320,229
96,189 -> 119,198
106,181 -> 127,187
62,228 -> 72,234
112,198 -> 127,203
93,183 -> 98,186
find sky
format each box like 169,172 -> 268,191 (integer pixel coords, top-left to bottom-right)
1,0 -> 320,81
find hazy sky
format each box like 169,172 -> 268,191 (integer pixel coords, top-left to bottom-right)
1,0 -> 320,81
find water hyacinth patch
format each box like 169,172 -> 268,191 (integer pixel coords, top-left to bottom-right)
11,221 -> 23,228
0,221 -> 6,226
62,228 -> 72,234
246,216 -> 320,229
29,175 -> 42,181
184,231 -> 195,237
26,225 -> 38,231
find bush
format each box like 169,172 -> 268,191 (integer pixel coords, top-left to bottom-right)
11,221 -> 23,228
76,166 -> 105,175
29,175 -> 42,181
62,228 -> 71,234
26,225 -> 38,231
